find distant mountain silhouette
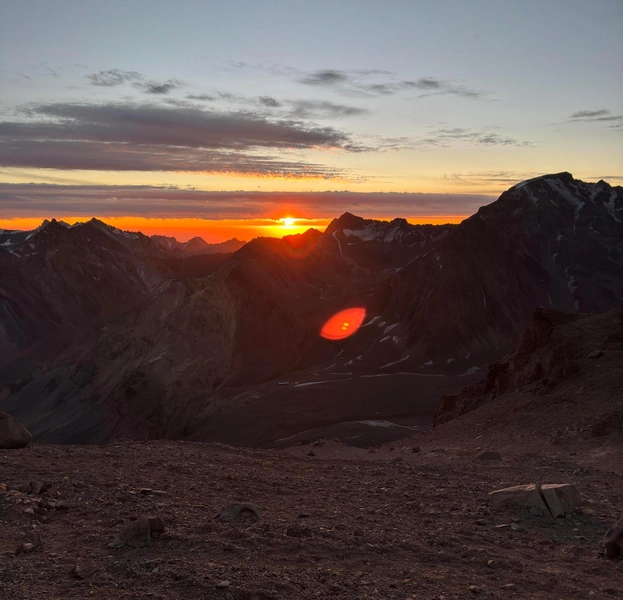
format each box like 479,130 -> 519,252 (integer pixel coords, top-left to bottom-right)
151,234 -> 246,255
1,173 -> 621,446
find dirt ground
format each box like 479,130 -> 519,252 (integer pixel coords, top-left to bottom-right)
1,438 -> 621,600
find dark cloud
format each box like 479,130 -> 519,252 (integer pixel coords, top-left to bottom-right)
567,109 -> 623,127
298,70 -> 488,100
258,96 -> 281,107
134,79 -> 183,94
87,69 -> 142,87
188,91 -> 365,119
422,127 -> 532,147
300,70 -> 350,86
0,101 -> 362,176
288,100 -> 368,119
0,183 -> 493,220
186,94 -> 217,101
570,109 -> 610,119
0,140 -> 345,178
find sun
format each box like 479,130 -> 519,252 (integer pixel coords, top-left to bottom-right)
281,217 -> 296,228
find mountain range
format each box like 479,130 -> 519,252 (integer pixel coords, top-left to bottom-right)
0,172 -> 621,445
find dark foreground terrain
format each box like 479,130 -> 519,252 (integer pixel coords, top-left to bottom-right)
1,437 -> 621,600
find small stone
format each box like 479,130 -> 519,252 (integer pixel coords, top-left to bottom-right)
475,451 -> 502,461
216,503 -> 261,523
71,562 -> 99,579
587,349 -> 603,358
389,456 -> 403,464
15,542 -> 35,555
216,580 -> 231,589
511,523 -> 522,531
412,446 -> 421,453
109,515 -> 166,549
307,450 -> 315,457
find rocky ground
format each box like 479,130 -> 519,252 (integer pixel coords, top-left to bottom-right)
1,438 -> 621,600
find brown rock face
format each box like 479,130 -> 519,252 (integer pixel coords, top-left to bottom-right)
434,307 -> 621,427
0,411 -> 32,449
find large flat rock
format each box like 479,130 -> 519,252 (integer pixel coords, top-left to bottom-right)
489,483 -> 581,517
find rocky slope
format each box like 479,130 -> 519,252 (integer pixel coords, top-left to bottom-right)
387,172 -> 623,369
0,438 -> 621,599
431,306 -> 623,453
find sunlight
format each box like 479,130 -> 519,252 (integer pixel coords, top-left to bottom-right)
281,217 -> 297,228
320,308 -> 367,341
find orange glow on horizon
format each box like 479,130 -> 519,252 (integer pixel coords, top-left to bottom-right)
320,308 -> 367,341
0,215 -> 467,243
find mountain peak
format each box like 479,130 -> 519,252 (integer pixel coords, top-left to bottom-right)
324,212 -> 367,235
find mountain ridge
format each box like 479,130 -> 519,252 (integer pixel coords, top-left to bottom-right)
0,173 -> 621,446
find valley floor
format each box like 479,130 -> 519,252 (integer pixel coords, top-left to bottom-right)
0,439 -> 621,599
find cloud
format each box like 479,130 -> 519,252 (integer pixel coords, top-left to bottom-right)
0,183 -> 493,220
298,70 -> 489,100
421,127 -> 533,147
300,70 -> 350,86
288,100 -> 368,119
186,94 -> 217,101
134,79 -> 183,94
186,90 -> 366,119
569,109 -> 610,119
567,109 -> 623,127
0,101 -> 362,177
87,69 -> 142,87
258,96 -> 281,107
438,171 -> 543,187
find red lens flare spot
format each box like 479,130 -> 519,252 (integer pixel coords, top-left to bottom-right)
320,308 -> 366,340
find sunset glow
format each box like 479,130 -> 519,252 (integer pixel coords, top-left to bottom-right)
0,215 -> 467,242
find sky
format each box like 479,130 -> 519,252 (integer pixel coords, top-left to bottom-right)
1,0 -> 622,241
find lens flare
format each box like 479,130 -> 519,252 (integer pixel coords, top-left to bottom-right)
320,307 -> 366,340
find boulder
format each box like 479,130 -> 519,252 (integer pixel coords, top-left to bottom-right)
0,412 -> 32,449
604,525 -> 623,560
489,484 -> 550,516
539,484 -> 581,518
489,483 -> 581,517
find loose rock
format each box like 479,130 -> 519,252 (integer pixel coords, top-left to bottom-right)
109,516 -> 165,548
216,503 -> 261,523
71,562 -> 99,579
475,451 -> 502,461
